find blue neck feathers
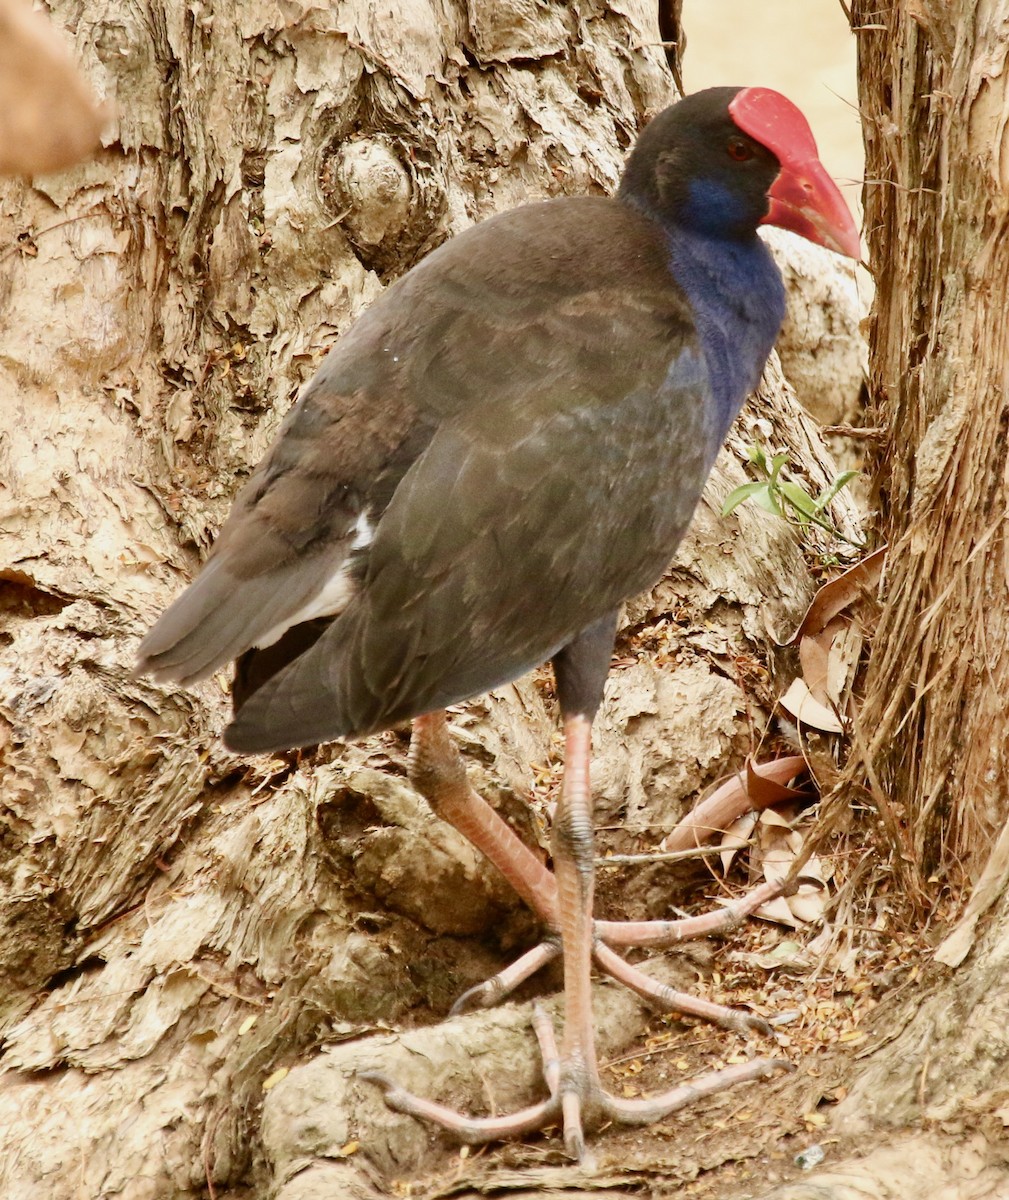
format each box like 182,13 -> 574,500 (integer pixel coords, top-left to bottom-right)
664,220 -> 785,447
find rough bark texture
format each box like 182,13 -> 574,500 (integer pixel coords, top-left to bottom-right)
0,4 -> 865,1197
854,0 -> 1009,891
753,6 -> 1009,1199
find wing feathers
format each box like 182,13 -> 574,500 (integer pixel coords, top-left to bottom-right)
225,354 -> 710,749
136,545 -> 355,685
140,199 -> 709,747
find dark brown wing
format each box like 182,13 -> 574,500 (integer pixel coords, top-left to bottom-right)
138,196 -> 705,723
134,381 -> 433,684
224,336 -> 713,751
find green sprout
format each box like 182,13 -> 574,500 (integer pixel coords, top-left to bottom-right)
722,444 -> 863,547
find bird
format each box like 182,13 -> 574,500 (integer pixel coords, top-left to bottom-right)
137,85 -> 860,1159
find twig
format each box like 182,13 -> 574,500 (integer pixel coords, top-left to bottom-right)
596,842 -> 747,868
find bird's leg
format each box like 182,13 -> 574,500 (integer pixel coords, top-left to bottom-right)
373,710 -> 790,1158
550,712 -> 604,1157
540,716 -> 785,1156
594,879 -> 787,948
409,709 -> 564,1013
409,710 -> 559,922
407,709 -> 782,1027
591,879 -> 790,1035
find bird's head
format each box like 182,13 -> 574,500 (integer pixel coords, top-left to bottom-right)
618,86 -> 860,260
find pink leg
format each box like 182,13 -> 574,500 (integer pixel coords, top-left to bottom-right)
549,714 -> 602,1157
595,878 -> 787,947
409,712 -> 786,1013
409,711 -> 558,921
367,710 -> 790,1159
593,941 -> 771,1033
450,941 -> 561,1015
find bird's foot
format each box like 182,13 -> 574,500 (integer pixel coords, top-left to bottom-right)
451,878 -> 786,1035
363,1002 -> 791,1161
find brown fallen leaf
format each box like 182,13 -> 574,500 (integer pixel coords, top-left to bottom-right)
753,893 -> 799,928
779,677 -> 845,734
720,809 -> 758,872
788,545 -> 887,643
661,755 -> 810,852
786,886 -> 828,924
746,756 -> 809,808
747,805 -> 830,926
826,620 -> 863,708
799,615 -> 844,703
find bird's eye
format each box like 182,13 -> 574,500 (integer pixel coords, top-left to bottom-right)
727,137 -> 754,162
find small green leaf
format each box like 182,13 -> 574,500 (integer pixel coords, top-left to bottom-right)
768,452 -> 790,484
813,469 -> 860,513
779,480 -> 819,518
722,449 -> 864,549
752,484 -> 784,516
746,444 -> 769,473
722,480 -> 771,516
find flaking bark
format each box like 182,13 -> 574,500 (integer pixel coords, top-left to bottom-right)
854,0 -> 1009,892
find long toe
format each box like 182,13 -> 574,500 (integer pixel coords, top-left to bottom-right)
362,1015 -> 789,1156
593,941 -> 775,1034
601,1056 -> 794,1125
449,940 -> 562,1015
361,1068 -> 562,1144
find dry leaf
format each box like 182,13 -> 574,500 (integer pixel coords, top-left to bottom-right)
734,938 -> 809,969
746,806 -> 830,926
797,614 -> 862,708
796,852 -> 829,887
746,756 -> 809,808
935,808 -> 1009,966
758,841 -> 793,886
779,677 -> 845,733
758,806 -> 795,830
826,620 -> 863,704
720,809 -> 759,872
798,619 -> 839,702
754,894 -> 800,928
787,885 -> 827,924
789,546 -> 887,643
662,755 -> 810,852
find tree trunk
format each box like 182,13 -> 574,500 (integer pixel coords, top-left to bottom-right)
0,4 -> 864,1197
745,4 -> 1009,1197
854,0 -> 1009,894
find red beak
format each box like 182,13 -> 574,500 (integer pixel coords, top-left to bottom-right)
729,87 -> 861,260
764,157 -> 861,259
